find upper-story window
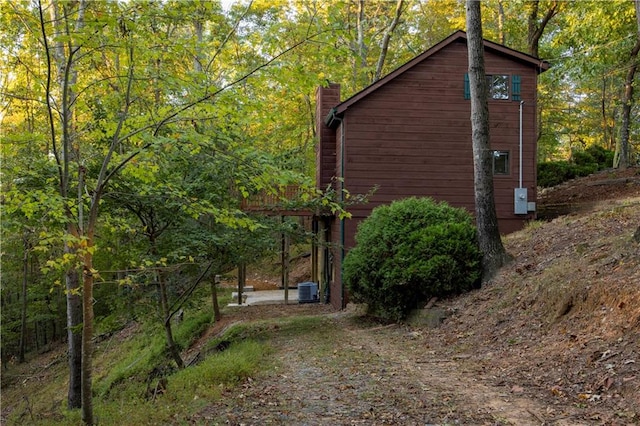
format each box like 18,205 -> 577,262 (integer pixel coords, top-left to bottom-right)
464,74 -> 521,101
487,75 -> 509,99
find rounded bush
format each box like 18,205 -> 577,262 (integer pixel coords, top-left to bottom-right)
343,197 -> 481,322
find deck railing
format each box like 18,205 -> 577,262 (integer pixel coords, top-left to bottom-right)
240,184 -> 317,214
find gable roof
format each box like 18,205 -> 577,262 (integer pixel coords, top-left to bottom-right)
330,30 -> 549,119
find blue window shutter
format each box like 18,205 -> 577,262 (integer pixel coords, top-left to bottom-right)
464,73 -> 470,100
512,75 -> 521,101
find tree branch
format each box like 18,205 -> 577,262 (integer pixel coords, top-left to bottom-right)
38,0 -> 64,196
374,0 -> 404,82
206,0 -> 254,75
103,32 -> 326,186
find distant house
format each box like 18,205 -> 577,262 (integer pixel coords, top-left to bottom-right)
315,30 -> 549,310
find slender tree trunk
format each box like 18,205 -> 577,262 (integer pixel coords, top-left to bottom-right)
466,0 -> 511,281
158,269 -> 184,369
211,275 -> 221,322
497,1 -> 505,45
42,0 -> 87,411
526,0 -> 559,58
602,78 -> 616,151
238,263 -> 246,305
283,231 -> 290,305
193,5 -> 204,74
616,0 -> 640,170
35,322 -> 40,351
354,0 -> 367,85
374,0 -> 404,82
80,244 -> 94,424
18,234 -> 30,364
66,233 -> 83,410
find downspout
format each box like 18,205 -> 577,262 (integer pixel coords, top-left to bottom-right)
514,100 -> 528,215
337,116 -> 346,309
519,100 -> 524,188
326,108 -> 346,308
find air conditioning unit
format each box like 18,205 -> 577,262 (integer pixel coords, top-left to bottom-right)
297,282 -> 319,304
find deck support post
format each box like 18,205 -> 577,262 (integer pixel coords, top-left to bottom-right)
237,262 -> 246,305
311,217 -> 319,287
281,216 -> 290,305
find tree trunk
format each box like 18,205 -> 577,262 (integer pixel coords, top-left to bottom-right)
193,9 -> 204,74
602,78 -> 616,151
66,239 -> 83,410
211,275 -> 221,322
374,0 -> 404,82
497,0 -> 505,45
616,0 -> 640,170
238,263 -> 246,305
527,0 -> 559,58
19,234 -> 30,363
81,247 -> 94,424
354,0 -> 367,85
158,270 -> 184,369
283,231 -> 290,305
466,0 -> 511,281
43,0 -> 86,411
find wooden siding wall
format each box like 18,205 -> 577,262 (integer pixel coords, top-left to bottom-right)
342,40 -> 539,239
316,84 -> 340,190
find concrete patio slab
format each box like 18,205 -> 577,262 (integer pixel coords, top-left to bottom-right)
228,289 -> 302,306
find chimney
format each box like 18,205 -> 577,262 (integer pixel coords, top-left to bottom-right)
315,83 -> 340,190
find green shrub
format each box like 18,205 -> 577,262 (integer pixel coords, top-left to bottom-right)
537,161 -> 575,187
571,150 -> 597,168
537,146 -> 614,188
343,197 -> 481,322
584,145 -> 614,168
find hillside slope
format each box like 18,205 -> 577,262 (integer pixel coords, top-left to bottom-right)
423,167 -> 640,422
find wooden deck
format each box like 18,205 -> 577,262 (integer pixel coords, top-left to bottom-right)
240,184 -> 329,216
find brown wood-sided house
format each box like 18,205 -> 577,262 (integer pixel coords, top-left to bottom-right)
315,30 -> 549,310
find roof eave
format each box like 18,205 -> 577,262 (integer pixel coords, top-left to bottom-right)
334,30 -> 550,115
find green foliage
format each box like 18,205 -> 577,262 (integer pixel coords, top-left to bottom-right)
343,197 -> 481,322
173,309 -> 212,351
537,145 -> 615,187
537,161 -> 577,188
94,325 -> 169,398
537,0 -> 639,160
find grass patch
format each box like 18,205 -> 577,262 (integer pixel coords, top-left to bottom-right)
3,304 -> 335,425
173,340 -> 269,389
5,320 -> 275,425
173,308 -> 212,350
91,340 -> 271,425
93,325 -> 169,398
204,315 -> 330,353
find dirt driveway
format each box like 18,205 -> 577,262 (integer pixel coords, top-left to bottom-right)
190,307 -> 589,425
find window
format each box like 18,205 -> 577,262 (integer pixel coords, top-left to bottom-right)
487,75 -> 509,99
493,151 -> 509,175
463,74 -> 521,101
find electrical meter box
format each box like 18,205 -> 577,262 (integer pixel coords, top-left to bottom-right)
514,188 -> 528,215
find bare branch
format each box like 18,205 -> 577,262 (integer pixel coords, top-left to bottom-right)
37,0 -> 64,195
374,0 -> 405,82
93,45 -> 135,210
